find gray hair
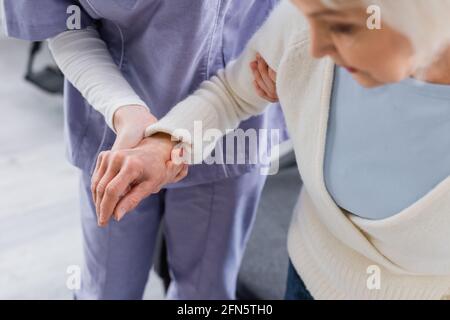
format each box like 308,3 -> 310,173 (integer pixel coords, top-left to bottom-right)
321,0 -> 450,69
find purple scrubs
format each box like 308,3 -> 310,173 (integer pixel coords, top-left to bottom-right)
4,0 -> 287,299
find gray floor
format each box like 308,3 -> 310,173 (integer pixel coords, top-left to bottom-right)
0,37 -> 164,299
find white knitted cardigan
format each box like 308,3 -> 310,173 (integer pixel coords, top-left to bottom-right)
147,0 -> 450,299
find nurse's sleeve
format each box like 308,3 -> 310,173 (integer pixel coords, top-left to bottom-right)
3,0 -> 93,41
145,0 -> 304,164
48,27 -> 147,131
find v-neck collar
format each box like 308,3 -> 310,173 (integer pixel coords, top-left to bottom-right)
300,59 -> 413,274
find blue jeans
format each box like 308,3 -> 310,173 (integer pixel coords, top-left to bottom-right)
284,261 -> 314,300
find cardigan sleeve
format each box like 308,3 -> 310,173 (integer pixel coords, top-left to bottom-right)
145,0 -> 305,164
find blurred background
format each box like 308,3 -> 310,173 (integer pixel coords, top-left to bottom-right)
0,11 -> 164,299
0,7 -> 300,300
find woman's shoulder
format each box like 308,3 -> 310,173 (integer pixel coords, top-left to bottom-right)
263,0 -> 308,40
250,0 -> 309,70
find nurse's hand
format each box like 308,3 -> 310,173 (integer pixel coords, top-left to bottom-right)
112,105 -> 158,150
250,53 -> 279,103
91,133 -> 189,227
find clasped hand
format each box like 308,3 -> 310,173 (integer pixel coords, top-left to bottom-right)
91,105 -> 188,227
90,53 -> 277,227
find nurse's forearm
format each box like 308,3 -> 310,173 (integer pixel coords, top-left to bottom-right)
48,27 -> 148,132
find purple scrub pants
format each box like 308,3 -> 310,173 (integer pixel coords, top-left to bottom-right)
76,170 -> 266,300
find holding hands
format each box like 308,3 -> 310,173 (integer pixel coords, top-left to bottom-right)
91,53 -> 277,227
91,105 -> 188,227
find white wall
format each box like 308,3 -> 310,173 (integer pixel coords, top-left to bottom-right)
0,0 -> 6,37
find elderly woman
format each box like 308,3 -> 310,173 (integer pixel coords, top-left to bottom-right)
71,0 -> 450,299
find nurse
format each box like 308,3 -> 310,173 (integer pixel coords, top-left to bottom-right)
3,0 -> 286,299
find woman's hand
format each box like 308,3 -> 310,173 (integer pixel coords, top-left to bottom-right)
91,133 -> 188,226
112,105 -> 158,151
91,104 -> 162,223
250,53 -> 279,103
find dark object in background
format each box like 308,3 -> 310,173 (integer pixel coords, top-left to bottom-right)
25,42 -> 64,95
236,152 -> 300,300
154,151 -> 300,300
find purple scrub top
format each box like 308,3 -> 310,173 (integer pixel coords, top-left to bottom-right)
4,0 -> 288,187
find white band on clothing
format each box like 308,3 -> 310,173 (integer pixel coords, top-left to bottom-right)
48,27 -> 148,132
